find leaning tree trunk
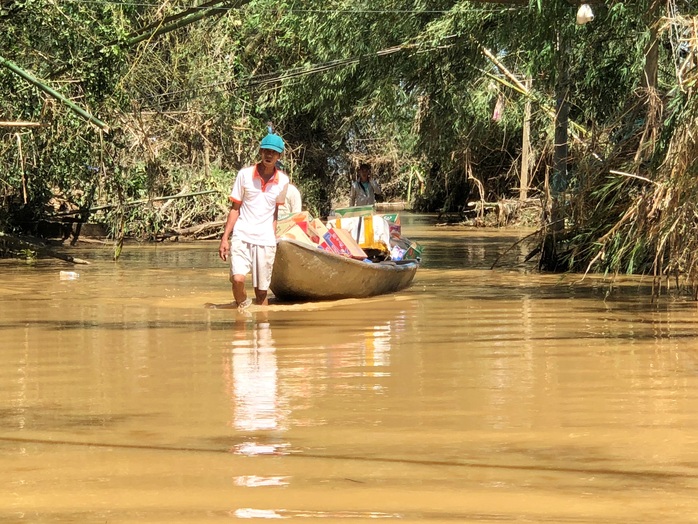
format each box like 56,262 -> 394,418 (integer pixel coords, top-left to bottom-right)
642,0 -> 662,90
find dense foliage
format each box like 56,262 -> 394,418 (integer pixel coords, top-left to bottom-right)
2,0 -> 698,291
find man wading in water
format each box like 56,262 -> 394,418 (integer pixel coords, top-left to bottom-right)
218,132 -> 289,310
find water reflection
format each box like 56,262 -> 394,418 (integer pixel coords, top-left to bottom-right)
363,322 -> 391,377
233,508 -> 403,519
222,302 -> 414,466
233,475 -> 289,487
328,321 -> 393,384
228,317 -> 284,433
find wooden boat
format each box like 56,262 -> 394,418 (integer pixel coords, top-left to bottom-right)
270,239 -> 419,301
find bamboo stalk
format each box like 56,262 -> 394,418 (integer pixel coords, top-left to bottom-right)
159,220 -> 226,238
0,121 -> 41,127
480,45 -> 589,140
49,0 -> 253,79
125,0 -> 236,41
480,45 -> 530,94
609,169 -> 657,184
50,189 -> 220,216
0,56 -> 109,132
125,1 -> 251,48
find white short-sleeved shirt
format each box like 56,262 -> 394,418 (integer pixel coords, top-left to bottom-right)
349,179 -> 381,207
278,183 -> 302,217
229,165 -> 289,246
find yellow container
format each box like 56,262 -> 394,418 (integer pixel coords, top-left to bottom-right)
362,215 -> 374,247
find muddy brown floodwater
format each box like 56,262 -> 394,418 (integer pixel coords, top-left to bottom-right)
1,214 -> 698,523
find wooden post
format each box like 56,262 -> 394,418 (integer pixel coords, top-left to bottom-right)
203,122 -> 211,179
15,133 -> 27,204
520,77 -> 532,201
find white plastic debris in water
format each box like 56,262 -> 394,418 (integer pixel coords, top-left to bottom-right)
59,271 -> 79,280
576,4 -> 594,25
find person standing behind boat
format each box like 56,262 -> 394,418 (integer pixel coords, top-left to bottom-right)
279,183 -> 301,217
218,133 -> 289,310
276,160 -> 302,217
349,162 -> 382,207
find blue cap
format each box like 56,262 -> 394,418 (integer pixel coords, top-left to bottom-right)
260,133 -> 284,153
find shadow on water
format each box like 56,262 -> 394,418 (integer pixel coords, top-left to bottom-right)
1,432 -> 696,483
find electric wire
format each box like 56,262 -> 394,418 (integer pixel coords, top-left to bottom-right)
52,0 -> 517,14
135,39 -> 453,108
142,34 -> 457,99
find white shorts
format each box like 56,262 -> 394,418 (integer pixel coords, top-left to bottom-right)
230,237 -> 277,291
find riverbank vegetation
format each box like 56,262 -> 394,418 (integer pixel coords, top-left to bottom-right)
1,1 -> 697,293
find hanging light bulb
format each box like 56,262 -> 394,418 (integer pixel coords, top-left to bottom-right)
576,4 -> 594,25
